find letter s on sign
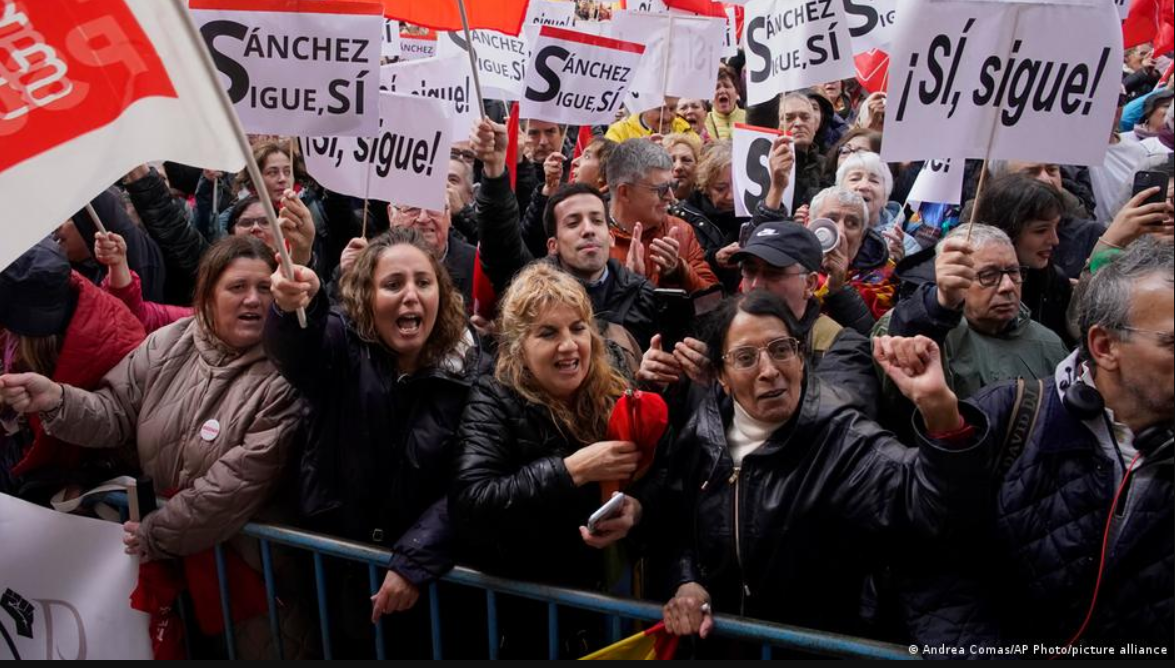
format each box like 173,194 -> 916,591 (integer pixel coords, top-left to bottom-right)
524,44 -> 568,103
199,20 -> 250,103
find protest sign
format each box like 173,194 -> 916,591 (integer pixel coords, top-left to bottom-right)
733,123 -> 795,218
906,158 -> 964,205
399,32 -> 437,60
380,54 -> 478,139
438,29 -> 530,99
2,0 -> 252,273
1114,0 -> 1129,20
304,93 -> 451,209
627,0 -> 671,12
723,5 -> 743,57
855,48 -> 890,93
527,0 -> 578,28
0,494 -> 152,660
381,19 -> 401,58
743,0 -> 857,105
189,0 -> 382,137
610,11 -> 727,103
521,26 -> 645,125
883,0 -> 1122,166
843,0 -> 898,52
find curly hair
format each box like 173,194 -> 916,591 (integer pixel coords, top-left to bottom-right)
694,139 -> 733,194
339,227 -> 467,371
494,263 -> 628,445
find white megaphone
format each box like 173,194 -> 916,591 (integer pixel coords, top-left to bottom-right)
808,218 -> 842,255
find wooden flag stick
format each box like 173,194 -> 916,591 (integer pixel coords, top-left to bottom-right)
361,199 -> 370,239
84,203 -> 108,234
456,0 -> 488,118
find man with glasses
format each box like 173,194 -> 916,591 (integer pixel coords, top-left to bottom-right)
386,202 -> 475,303
605,139 -> 717,292
876,223 -> 1068,402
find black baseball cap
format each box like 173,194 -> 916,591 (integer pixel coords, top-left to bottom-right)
732,221 -> 823,273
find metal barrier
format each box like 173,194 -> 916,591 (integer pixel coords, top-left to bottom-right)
94,494 -> 918,660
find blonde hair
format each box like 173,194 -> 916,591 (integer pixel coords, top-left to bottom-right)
495,263 -> 627,445
340,228 -> 466,370
695,139 -> 733,193
663,132 -> 702,162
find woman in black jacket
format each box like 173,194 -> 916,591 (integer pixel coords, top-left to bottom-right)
657,291 -> 991,649
452,262 -> 655,656
670,140 -> 747,293
266,227 -> 485,657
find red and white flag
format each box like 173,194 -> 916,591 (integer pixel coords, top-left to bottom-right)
378,0 -> 531,37
0,0 -> 251,273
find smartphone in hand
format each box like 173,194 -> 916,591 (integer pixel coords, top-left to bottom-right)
1133,170 -> 1170,206
587,493 -> 626,534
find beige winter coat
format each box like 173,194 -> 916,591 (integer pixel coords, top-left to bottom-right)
46,317 -> 303,560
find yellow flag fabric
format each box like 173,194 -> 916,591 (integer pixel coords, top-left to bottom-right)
579,622 -> 678,660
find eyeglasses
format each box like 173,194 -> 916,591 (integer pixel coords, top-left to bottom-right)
722,337 -> 801,370
451,148 -> 476,163
1119,326 -> 1175,351
838,144 -> 866,156
975,266 -> 1027,288
394,205 -> 444,219
234,216 -> 268,231
633,181 -> 675,199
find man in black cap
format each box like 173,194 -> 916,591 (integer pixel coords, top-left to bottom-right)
639,220 -> 881,416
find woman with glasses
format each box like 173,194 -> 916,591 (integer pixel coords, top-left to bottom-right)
656,290 -> 990,649
822,128 -> 883,186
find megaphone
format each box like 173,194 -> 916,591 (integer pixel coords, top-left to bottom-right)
809,218 -> 841,255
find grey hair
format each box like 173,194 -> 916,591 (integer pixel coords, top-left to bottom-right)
809,186 -> 869,225
835,151 -> 894,201
937,223 -> 1013,254
605,138 -> 672,189
1078,236 -> 1174,361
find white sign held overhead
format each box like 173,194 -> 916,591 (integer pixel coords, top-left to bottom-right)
843,0 -> 898,53
0,494 -> 153,660
743,0 -> 857,106
303,93 -> 451,210
438,30 -> 531,100
400,34 -> 437,61
733,123 -> 796,218
190,0 -> 382,137
610,11 -> 727,104
883,0 -> 1122,166
906,158 -> 965,205
521,26 -> 645,125
381,55 -> 479,139
723,5 -> 741,58
527,0 -> 578,28
381,19 -> 401,58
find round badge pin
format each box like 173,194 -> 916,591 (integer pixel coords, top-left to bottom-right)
200,419 -> 221,442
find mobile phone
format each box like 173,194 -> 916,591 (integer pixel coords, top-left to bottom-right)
653,288 -> 689,301
1132,170 -> 1170,206
587,493 -> 626,534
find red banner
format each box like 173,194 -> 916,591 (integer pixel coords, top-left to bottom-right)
378,0 -> 531,36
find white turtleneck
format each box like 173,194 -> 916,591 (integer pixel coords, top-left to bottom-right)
726,401 -> 786,467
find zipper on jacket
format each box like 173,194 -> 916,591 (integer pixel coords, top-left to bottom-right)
730,466 -> 751,614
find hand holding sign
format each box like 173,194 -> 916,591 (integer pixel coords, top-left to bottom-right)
279,190 -> 316,265
471,118 -> 509,178
859,92 -> 887,132
649,226 -> 683,278
542,152 -> 566,196
271,264 -> 321,313
340,237 -> 369,277
626,222 -> 647,277
765,135 -> 794,209
933,237 -> 976,310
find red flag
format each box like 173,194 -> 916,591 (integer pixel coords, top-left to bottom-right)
601,389 -> 669,501
664,0 -> 726,18
471,247 -> 498,320
378,0 -> 530,36
1122,0 -> 1174,56
507,101 -> 521,190
854,49 -> 890,95
580,621 -> 680,660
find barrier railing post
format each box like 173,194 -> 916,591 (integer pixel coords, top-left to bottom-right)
368,565 -> 386,660
313,552 -> 333,659
429,582 -> 443,659
609,615 -> 621,643
259,539 -> 284,660
547,602 -> 559,660
486,589 -> 500,660
762,643 -> 773,659
213,544 -> 237,660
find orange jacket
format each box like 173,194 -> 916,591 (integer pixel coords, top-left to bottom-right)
609,215 -> 718,294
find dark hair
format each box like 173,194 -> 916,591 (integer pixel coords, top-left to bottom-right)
194,236 -> 278,337
543,183 -> 609,238
702,290 -> 807,370
716,63 -> 739,88
823,127 -> 883,181
227,195 -> 263,231
972,173 -> 1065,242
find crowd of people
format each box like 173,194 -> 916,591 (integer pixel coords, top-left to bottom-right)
1,36 -> 1173,660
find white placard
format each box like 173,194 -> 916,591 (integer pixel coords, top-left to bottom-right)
303,93 -> 451,210
628,0 -> 671,11
723,5 -> 741,57
743,0 -> 857,106
906,158 -> 965,205
0,494 -> 153,660
733,123 -> 796,217
527,0 -> 578,28
882,0 -> 1122,166
1113,0 -> 1130,19
380,55 -> 479,140
438,30 -> 531,100
400,34 -> 437,61
843,0 -> 898,53
381,19 -> 401,58
521,26 -> 645,125
610,11 -> 727,103
190,0 -> 382,136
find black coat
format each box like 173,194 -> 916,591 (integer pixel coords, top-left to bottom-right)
451,375 -> 663,589
74,186 -> 168,303
671,192 -> 745,294
658,375 -> 990,634
1021,264 -> 1074,348
264,292 -> 488,585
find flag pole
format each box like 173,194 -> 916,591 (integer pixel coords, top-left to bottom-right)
211,176 -> 220,232
456,0 -> 488,117
84,203 -> 108,234
171,0 -> 306,327
659,15 -> 675,134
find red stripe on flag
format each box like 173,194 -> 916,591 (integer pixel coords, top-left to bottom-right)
734,123 -> 783,135
537,25 -> 646,54
665,0 -> 726,18
189,0 -> 384,15
378,0 -> 530,36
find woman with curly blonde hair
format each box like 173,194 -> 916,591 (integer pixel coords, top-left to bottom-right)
264,226 -> 486,657
451,262 -> 654,656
